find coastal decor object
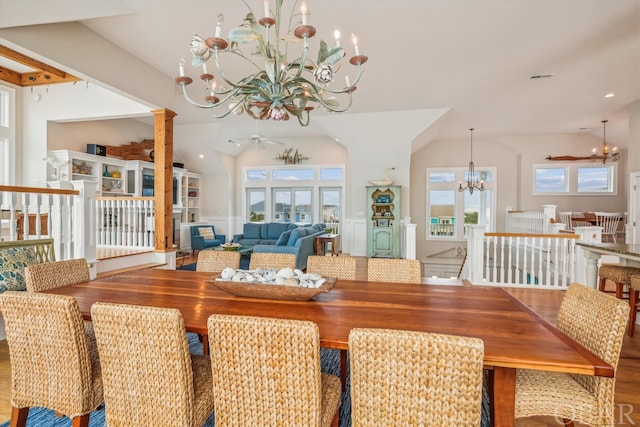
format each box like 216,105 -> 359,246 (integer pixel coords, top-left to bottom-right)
546,120 -> 620,164
368,167 -> 395,186
175,0 -> 367,126
229,133 -> 284,148
208,267 -> 335,301
274,148 -> 310,164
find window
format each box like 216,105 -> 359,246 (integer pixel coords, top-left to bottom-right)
320,187 -> 341,233
273,188 -> 312,224
577,166 -> 613,193
246,189 -> 266,222
533,163 -> 617,195
243,165 -> 344,224
535,167 -> 567,193
426,167 -> 496,240
0,86 -> 15,185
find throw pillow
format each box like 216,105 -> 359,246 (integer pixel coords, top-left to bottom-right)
275,230 -> 292,246
0,247 -> 38,293
198,227 -> 216,241
287,228 -> 307,246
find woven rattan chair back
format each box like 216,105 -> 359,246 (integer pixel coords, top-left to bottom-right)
515,282 -> 629,426
91,303 -> 214,427
196,250 -> 241,272
24,258 -> 89,292
367,258 -> 421,284
249,252 -> 296,270
307,255 -> 356,280
208,314 -> 341,427
0,291 -> 102,426
559,211 -> 573,231
595,211 -> 622,243
349,328 -> 484,426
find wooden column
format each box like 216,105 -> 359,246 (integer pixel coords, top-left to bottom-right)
152,108 -> 177,251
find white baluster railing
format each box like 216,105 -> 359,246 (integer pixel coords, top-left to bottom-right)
96,197 -> 155,248
0,185 -> 80,260
466,225 -> 577,289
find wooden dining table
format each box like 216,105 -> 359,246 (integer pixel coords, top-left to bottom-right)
44,269 -> 613,427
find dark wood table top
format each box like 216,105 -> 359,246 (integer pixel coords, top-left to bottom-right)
45,269 -> 612,426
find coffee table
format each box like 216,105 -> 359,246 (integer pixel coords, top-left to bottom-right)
213,245 -> 253,256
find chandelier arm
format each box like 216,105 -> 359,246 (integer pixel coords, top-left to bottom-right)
322,68 -> 365,95
179,84 -> 246,117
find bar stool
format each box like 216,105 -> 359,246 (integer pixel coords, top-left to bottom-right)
629,274 -> 640,337
598,264 -> 640,299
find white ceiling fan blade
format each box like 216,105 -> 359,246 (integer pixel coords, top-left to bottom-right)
263,139 -> 284,145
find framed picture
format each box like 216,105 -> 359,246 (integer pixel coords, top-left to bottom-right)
377,218 -> 389,227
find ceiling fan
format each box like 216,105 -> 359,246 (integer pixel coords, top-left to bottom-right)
228,134 -> 284,149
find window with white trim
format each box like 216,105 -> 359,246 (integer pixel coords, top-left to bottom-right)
533,163 -> 617,195
0,85 -> 15,185
426,167 -> 496,240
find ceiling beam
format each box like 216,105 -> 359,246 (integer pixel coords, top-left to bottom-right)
0,45 -> 80,87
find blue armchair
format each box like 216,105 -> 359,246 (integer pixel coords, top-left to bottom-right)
190,225 -> 226,253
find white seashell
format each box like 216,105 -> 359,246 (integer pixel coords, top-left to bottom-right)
263,269 -> 277,281
276,268 -> 294,279
245,274 -> 256,282
299,279 -> 312,288
221,267 -> 236,280
284,277 -> 299,287
274,276 -> 286,285
294,269 -> 304,277
232,272 -> 246,282
315,278 -> 326,287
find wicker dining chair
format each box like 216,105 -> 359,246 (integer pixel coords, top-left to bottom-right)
196,249 -> 241,272
307,255 -> 357,280
0,291 -> 103,427
24,258 -> 90,292
91,302 -> 215,427
208,314 -> 341,427
248,252 -> 296,270
515,282 -> 629,426
367,258 -> 421,284
628,274 -> 640,337
349,328 -> 484,426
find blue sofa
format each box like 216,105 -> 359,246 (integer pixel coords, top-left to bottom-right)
190,225 -> 226,253
252,223 -> 326,270
232,222 -> 298,246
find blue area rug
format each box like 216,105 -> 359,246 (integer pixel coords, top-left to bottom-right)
2,336 -> 490,427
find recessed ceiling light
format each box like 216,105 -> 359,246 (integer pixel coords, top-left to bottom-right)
199,154 -> 204,159
529,73 -> 554,79
604,93 -> 615,98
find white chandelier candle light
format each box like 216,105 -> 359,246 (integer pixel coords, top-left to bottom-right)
591,119 -> 619,164
175,0 -> 368,126
459,128 -> 485,195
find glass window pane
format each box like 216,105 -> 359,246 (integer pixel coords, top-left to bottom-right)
320,168 -> 343,180
535,168 -> 566,193
246,169 -> 266,181
273,189 -> 292,222
247,189 -> 265,222
429,171 -> 456,183
429,190 -> 456,237
321,188 -> 341,232
294,189 -> 312,223
272,168 -> 314,180
577,167 -> 611,192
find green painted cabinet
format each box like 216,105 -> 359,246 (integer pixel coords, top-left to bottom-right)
366,185 -> 400,258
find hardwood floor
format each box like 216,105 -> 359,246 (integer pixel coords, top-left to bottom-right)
1,255 -> 639,425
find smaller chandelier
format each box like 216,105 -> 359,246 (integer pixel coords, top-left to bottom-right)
459,128 -> 485,195
591,120 -> 619,164
175,0 -> 367,126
